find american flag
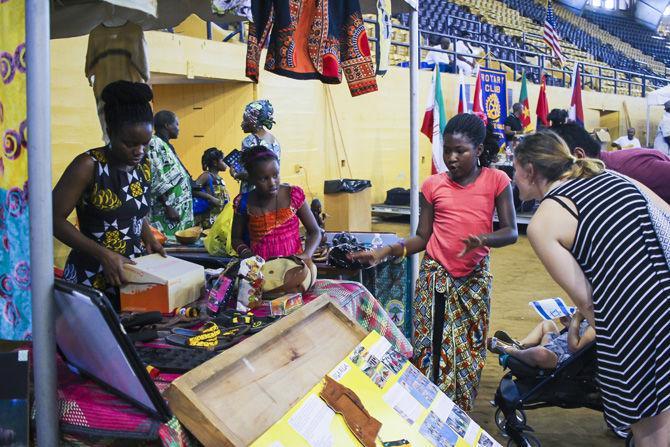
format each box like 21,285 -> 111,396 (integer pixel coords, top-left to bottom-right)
544,0 -> 566,65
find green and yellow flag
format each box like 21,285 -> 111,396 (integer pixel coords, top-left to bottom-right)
519,71 -> 532,131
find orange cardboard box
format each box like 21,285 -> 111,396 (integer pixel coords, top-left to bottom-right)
120,254 -> 205,313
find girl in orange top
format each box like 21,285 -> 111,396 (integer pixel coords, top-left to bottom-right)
354,114 -> 518,410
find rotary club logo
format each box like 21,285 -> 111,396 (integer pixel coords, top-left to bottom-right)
485,94 -> 501,121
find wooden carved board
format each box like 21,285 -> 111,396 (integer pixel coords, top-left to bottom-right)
165,295 -> 369,446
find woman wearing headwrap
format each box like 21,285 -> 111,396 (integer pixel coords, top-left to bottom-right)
240,99 -> 280,156
235,99 -> 281,193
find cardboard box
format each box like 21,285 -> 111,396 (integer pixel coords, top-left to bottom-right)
165,296 -> 368,446
120,254 -> 205,313
324,188 -> 372,232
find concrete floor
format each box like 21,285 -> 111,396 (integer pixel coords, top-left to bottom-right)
372,219 -> 624,447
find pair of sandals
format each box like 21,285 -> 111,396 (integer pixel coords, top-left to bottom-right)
487,330 -> 525,355
165,311 -> 278,351
212,310 -> 278,335
123,312 -> 206,343
165,321 -> 250,351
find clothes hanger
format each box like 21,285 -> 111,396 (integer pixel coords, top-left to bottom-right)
101,6 -> 129,28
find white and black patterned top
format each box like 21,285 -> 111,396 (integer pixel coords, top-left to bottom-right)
544,170 -> 670,431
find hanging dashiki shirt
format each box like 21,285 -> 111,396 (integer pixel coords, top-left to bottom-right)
63,147 -> 151,294
246,0 -> 378,97
212,0 -> 252,21
147,136 -> 194,239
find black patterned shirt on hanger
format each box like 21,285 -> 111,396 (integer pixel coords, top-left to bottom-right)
62,147 -> 151,294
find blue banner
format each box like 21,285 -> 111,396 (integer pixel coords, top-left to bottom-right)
479,68 -> 508,148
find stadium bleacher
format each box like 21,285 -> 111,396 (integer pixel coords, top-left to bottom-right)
583,9 -> 670,68
389,0 -> 669,96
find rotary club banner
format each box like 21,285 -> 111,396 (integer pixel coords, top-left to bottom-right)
0,0 -> 31,340
479,68 -> 508,148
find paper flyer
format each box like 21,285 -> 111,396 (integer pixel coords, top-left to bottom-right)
251,332 -> 501,447
530,297 -> 575,320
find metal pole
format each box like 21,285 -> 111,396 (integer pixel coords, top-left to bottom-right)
646,105 -> 651,147
26,1 -> 58,445
409,2 -> 420,302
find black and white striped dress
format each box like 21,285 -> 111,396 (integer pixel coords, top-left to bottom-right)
545,170 -> 670,430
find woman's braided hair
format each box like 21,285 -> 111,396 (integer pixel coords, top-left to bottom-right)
101,80 -> 153,135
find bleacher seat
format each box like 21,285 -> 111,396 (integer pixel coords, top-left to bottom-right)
388,0 -> 663,96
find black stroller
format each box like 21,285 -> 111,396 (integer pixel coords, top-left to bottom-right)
490,341 -> 631,446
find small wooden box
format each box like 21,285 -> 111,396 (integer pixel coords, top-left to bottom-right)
324,189 -> 372,232
120,254 -> 205,313
165,296 -> 368,446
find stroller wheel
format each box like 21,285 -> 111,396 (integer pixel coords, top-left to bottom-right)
507,433 -> 541,447
625,432 -> 635,447
495,408 -> 527,436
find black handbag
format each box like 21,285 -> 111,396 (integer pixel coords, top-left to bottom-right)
324,179 -> 372,194
384,188 -> 410,206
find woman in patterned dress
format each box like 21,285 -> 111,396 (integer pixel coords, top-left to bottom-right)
53,81 -> 165,309
513,131 -> 670,446
234,100 -> 281,194
194,147 -> 231,229
147,110 -> 194,240
353,114 -> 518,411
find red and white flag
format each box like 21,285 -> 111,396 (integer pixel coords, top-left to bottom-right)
471,66 -> 487,124
420,65 -> 448,174
458,70 -> 468,114
569,64 -> 584,126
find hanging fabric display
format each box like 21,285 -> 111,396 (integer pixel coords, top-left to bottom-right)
0,0 -> 31,340
85,21 -> 150,142
375,0 -> 392,76
246,0 -> 378,97
212,0 -> 253,22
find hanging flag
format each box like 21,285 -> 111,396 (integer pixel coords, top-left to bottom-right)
543,0 -> 566,66
375,0 -> 392,76
457,70 -> 468,114
519,71 -> 532,131
471,66 -> 487,124
569,64 -> 584,127
420,65 -> 448,174
536,73 -> 549,128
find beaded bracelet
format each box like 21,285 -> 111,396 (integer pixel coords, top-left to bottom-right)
392,240 -> 407,264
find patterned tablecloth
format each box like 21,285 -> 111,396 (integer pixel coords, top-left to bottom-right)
56,357 -> 196,447
301,279 -> 413,358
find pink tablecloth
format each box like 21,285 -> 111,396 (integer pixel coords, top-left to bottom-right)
56,357 -> 195,447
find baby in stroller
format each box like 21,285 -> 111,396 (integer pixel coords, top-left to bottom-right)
490,312 -> 608,446
487,311 -> 595,369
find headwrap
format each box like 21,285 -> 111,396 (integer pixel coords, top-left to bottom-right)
243,99 -> 275,130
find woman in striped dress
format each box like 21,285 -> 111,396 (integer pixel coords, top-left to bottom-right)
513,131 -> 670,446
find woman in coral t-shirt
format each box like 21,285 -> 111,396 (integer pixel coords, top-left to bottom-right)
354,114 -> 517,410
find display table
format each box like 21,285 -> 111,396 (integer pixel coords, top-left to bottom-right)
53,279 -> 411,446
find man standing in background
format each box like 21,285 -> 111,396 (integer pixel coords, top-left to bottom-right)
653,100 -> 670,156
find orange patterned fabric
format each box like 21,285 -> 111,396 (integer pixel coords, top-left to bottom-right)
246,0 -> 378,97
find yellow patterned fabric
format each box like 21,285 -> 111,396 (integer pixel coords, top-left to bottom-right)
0,0 -> 31,340
62,147 -> 150,308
